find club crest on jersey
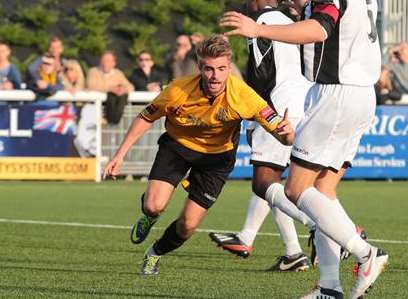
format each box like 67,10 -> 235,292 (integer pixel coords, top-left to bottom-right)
143,104 -> 158,115
215,107 -> 229,122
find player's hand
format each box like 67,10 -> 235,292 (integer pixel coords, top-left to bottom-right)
246,129 -> 254,147
276,109 -> 295,145
103,156 -> 123,180
219,11 -> 259,38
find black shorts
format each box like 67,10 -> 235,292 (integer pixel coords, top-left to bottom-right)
149,133 -> 236,209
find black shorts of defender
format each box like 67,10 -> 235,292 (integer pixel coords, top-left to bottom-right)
148,133 -> 236,209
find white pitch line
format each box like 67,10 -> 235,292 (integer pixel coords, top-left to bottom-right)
1,218 -> 407,245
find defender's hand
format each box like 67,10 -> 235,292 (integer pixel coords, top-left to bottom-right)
276,109 -> 295,145
220,11 -> 259,38
103,156 -> 123,180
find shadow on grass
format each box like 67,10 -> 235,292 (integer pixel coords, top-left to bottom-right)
0,285 -> 209,298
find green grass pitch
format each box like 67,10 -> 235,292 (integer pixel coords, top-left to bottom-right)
0,180 -> 407,298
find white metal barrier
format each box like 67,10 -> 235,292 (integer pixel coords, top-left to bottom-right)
1,90 -> 408,180
381,0 -> 408,49
0,90 -> 163,181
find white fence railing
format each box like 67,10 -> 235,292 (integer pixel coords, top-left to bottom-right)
0,90 -> 163,181
1,90 -> 408,181
381,0 -> 408,49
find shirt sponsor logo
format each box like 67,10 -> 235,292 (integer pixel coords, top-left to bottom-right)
215,107 -> 229,122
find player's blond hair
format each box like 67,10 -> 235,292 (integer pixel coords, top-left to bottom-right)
195,34 -> 232,62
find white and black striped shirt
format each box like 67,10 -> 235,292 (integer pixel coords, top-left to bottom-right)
301,0 -> 381,86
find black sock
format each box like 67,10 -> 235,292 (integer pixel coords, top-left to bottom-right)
153,220 -> 186,255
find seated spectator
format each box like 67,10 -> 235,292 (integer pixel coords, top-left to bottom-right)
388,42 -> 408,94
165,34 -> 199,79
86,50 -> 134,95
0,40 -> 22,90
28,36 -> 65,79
87,51 -> 134,124
61,59 -> 85,93
190,32 -> 205,46
130,50 -> 166,92
377,42 -> 408,104
26,54 -> 64,97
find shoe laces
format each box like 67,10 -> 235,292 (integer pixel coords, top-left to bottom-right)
143,254 -> 160,273
139,216 -> 155,232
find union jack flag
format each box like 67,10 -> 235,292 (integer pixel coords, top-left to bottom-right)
33,104 -> 77,135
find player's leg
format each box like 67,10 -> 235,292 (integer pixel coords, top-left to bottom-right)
141,197 -> 208,276
209,190 -> 269,258
238,192 -> 270,249
286,85 -> 388,297
131,134 -> 190,244
141,148 -> 235,275
130,180 -> 175,244
209,165 -> 281,257
312,168 -> 346,295
252,166 -> 310,271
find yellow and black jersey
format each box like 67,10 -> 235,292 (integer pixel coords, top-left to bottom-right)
140,74 -> 280,154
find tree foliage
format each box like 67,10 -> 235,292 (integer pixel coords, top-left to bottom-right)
0,0 -> 247,76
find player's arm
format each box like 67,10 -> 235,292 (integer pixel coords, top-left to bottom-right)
103,116 -> 153,179
234,86 -> 294,145
103,87 -> 171,179
220,2 -> 340,44
221,13 -> 325,44
253,106 -> 294,146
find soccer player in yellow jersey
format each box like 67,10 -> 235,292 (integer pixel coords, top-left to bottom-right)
103,34 -> 294,276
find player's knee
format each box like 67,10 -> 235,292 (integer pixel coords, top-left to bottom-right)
284,184 -> 299,204
252,169 -> 282,198
252,181 -> 267,199
252,178 -> 279,199
314,181 -> 337,199
142,196 -> 164,216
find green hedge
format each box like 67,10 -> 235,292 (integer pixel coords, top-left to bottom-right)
0,0 -> 246,77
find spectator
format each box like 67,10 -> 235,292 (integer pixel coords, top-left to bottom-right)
0,40 -> 22,90
61,59 -> 85,93
190,32 -> 205,47
26,54 -> 64,97
377,42 -> 408,104
28,36 -> 65,79
86,50 -> 134,95
388,42 -> 408,94
165,34 -> 199,79
129,50 -> 166,92
87,51 -> 134,124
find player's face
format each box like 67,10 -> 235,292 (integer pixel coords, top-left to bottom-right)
200,56 -> 231,97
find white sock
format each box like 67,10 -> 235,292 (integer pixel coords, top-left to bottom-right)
271,206 -> 302,256
315,228 -> 342,293
148,245 -> 160,256
237,193 -> 270,246
265,183 -> 315,230
333,198 -> 370,263
297,187 -> 370,263
333,198 -> 357,231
